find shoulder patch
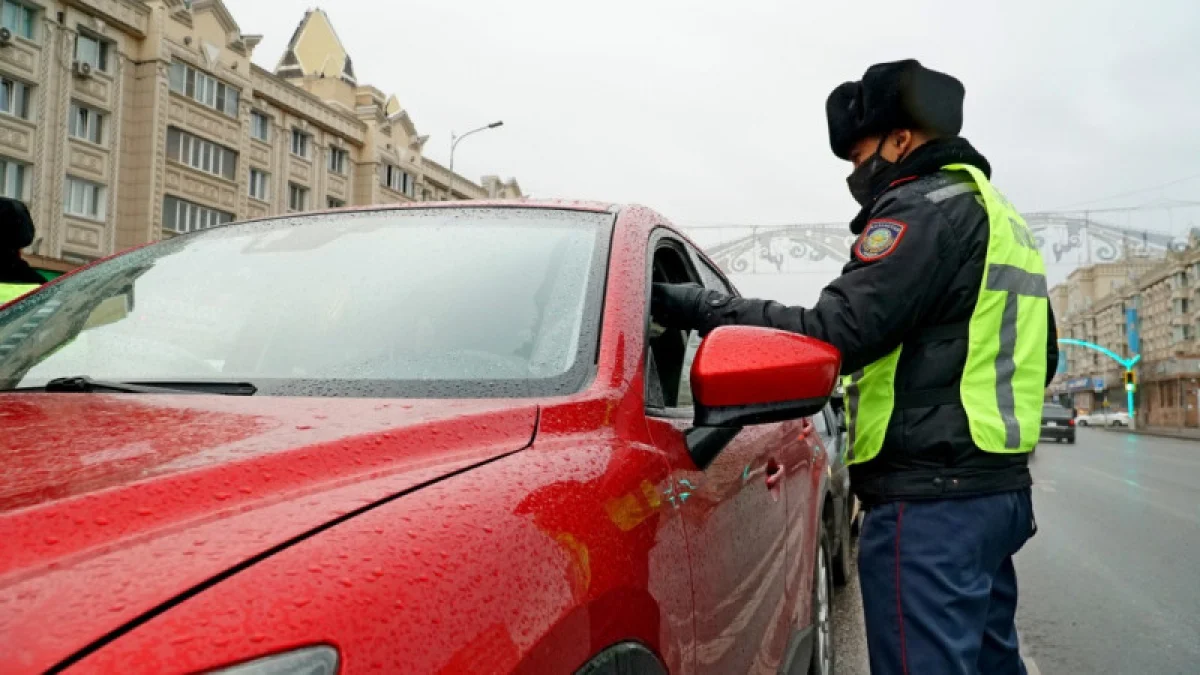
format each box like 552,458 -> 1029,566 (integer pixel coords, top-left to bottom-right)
853,219 -> 908,262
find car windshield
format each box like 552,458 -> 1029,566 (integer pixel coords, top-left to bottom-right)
0,207 -> 613,398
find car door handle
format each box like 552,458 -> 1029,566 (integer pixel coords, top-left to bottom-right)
765,459 -> 783,489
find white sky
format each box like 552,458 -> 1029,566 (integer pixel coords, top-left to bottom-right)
229,0 -> 1200,304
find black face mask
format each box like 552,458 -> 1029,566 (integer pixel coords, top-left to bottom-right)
846,136 -> 909,207
846,137 -> 890,206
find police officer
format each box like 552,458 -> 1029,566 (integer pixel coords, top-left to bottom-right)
0,198 -> 43,304
653,59 -> 1057,674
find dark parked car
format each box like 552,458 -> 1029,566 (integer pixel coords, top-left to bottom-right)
1041,403 -> 1076,444
820,393 -> 860,587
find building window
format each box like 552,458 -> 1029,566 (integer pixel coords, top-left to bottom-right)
69,101 -> 105,145
0,75 -> 30,119
1,1 -> 36,40
74,32 -> 110,72
326,196 -> 345,209
0,156 -> 25,199
168,60 -> 240,118
327,146 -> 348,175
383,165 -> 416,197
248,168 -> 270,201
250,111 -> 270,142
290,129 -> 310,158
288,183 -> 308,212
64,176 -> 106,220
166,127 -> 238,180
163,195 -> 233,234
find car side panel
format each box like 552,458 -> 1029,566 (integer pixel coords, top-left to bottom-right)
647,416 -> 795,675
69,422 -> 695,675
781,417 -> 825,650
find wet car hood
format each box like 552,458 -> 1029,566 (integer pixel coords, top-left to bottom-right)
0,393 -> 538,673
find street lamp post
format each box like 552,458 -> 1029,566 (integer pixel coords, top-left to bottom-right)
447,120 -> 503,200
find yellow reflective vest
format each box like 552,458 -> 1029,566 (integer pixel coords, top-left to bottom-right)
0,282 -> 39,306
843,164 -> 1049,465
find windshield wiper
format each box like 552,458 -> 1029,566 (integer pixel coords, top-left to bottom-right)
15,376 -> 258,396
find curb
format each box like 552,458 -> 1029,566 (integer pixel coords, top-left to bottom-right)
1098,426 -> 1200,441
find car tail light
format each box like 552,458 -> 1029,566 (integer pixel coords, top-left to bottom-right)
1068,419 -> 1075,427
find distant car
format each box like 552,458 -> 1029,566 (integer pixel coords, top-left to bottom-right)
813,399 -> 860,588
1041,403 -> 1076,443
1078,409 -> 1130,427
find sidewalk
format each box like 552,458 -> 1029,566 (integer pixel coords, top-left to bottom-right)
1099,425 -> 1200,441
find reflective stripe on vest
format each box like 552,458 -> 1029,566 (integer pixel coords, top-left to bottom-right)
842,165 -> 1049,466
0,283 -> 39,305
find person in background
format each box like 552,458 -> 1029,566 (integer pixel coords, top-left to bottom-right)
0,198 -> 44,304
653,59 -> 1055,674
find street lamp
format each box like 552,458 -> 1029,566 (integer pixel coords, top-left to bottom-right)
447,120 -> 503,200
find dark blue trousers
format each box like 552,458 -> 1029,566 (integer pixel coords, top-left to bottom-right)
858,489 -> 1036,675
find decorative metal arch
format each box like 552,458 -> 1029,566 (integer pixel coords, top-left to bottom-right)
700,214 -> 1191,275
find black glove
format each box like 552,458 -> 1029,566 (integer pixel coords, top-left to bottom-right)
652,282 -> 730,333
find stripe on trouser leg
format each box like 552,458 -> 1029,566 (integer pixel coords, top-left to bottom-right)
894,503 -> 909,675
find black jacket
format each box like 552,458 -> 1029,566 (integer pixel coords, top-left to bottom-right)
680,139 -> 1058,505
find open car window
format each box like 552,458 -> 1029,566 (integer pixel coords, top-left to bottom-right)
645,234 -> 734,413
645,236 -> 703,412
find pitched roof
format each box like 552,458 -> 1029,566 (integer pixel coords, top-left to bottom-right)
274,8 -> 356,85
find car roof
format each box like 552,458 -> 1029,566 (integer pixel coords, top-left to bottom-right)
234,199 -> 622,226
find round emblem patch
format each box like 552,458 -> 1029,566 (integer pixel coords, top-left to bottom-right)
854,219 -> 908,262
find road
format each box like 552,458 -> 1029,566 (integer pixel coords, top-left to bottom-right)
831,428 -> 1200,674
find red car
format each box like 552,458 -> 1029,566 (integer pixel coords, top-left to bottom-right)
0,203 -> 842,675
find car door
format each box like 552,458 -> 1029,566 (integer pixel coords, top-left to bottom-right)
687,245 -> 825,660
642,233 -> 798,674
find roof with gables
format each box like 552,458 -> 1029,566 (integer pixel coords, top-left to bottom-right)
274,8 -> 356,85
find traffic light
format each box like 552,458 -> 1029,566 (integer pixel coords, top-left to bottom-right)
1124,370 -> 1136,392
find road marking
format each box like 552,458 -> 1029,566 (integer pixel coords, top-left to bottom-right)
1025,656 -> 1043,675
1081,466 -> 1160,494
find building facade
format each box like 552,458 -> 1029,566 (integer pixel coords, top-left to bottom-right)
0,0 -> 521,276
1051,244 -> 1200,427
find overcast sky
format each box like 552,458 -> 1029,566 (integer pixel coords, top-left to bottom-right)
229,0 -> 1200,301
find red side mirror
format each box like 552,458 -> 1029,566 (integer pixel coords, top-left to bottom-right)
691,326 -> 842,428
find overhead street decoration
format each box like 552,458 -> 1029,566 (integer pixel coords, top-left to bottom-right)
702,215 -> 1189,275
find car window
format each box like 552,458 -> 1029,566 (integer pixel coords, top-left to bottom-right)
813,407 -> 830,436
646,237 -> 703,411
691,250 -> 736,296
0,208 -> 613,398
672,245 -> 736,409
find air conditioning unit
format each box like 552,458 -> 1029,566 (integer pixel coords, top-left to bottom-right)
0,27 -> 12,46
72,61 -> 93,79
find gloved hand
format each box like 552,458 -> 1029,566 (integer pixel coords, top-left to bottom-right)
652,282 -> 728,333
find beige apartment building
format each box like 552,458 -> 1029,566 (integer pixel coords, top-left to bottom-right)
0,0 -> 521,276
1051,244 -> 1200,426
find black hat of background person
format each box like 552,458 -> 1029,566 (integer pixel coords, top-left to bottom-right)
0,197 -> 34,251
826,59 -> 965,161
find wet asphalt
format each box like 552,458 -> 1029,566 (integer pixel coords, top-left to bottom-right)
831,427 -> 1200,674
